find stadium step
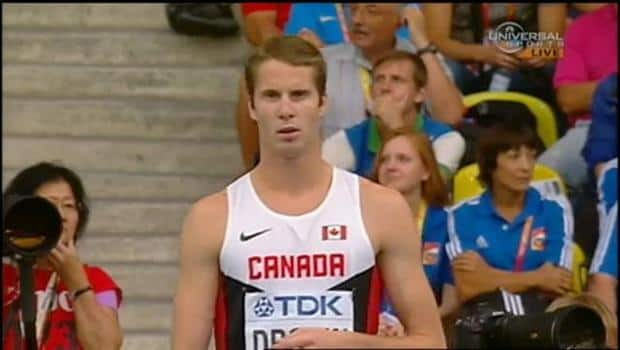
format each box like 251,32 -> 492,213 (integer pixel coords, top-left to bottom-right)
80,235 -> 179,263
3,64 -> 241,102
3,98 -> 238,142
104,263 -> 178,300
3,136 -> 243,176
3,29 -> 249,67
3,168 -> 230,201
2,4 -> 245,349
2,4 -> 168,30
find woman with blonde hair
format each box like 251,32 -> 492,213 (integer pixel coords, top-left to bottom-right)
372,129 -> 458,335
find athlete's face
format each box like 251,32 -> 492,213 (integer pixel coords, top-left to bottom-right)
35,180 -> 79,244
492,145 -> 536,193
377,135 -> 428,195
249,59 -> 327,157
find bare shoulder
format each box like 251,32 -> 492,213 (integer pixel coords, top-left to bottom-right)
180,190 -> 229,256
191,190 -> 228,221
358,178 -> 415,250
359,177 -> 411,217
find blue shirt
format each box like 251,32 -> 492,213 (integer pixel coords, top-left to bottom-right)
591,158 -> 618,278
345,114 -> 454,178
421,207 -> 454,290
382,206 -> 453,316
284,3 -> 411,46
582,74 -> 618,170
445,188 -> 574,272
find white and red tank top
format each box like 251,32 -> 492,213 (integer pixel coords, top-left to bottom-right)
214,167 -> 382,350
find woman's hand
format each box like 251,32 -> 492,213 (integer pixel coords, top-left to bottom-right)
479,45 -> 521,70
452,250 -> 490,273
47,239 -> 89,291
533,262 -> 573,295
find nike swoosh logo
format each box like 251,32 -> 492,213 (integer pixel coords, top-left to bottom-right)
240,228 -> 272,242
319,16 -> 336,22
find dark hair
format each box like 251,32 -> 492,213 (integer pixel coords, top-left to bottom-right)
245,36 -> 327,107
3,162 -> 90,241
372,50 -> 428,89
476,121 -> 540,188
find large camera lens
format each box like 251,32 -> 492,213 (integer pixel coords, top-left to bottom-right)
494,305 -> 606,349
3,195 -> 62,257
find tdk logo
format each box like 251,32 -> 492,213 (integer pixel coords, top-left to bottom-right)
253,295 -> 343,318
253,297 -> 275,317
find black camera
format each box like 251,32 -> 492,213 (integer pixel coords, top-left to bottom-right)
454,291 -> 606,349
3,195 -> 63,258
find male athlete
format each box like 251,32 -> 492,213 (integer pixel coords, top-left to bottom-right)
172,36 -> 445,350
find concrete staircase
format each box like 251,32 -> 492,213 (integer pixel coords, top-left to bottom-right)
2,4 -> 247,349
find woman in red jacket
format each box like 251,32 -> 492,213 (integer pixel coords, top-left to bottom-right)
3,162 -> 123,350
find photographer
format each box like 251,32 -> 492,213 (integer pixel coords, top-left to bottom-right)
445,122 -> 575,305
2,162 -> 123,350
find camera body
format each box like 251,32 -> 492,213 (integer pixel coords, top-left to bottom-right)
453,290 -> 606,349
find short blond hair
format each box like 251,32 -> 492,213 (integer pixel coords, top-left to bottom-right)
244,36 -> 326,106
546,293 -> 617,348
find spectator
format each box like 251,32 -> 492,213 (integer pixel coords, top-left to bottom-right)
285,3 -> 412,49
424,4 -> 566,106
236,3 -> 293,169
320,3 -> 464,138
322,50 -> 465,179
538,4 -> 618,192
588,158 -> 617,320
445,122 -> 574,304
240,3 -> 292,47
2,162 -> 123,349
582,74 -> 618,178
372,131 -> 458,336
547,293 -> 617,348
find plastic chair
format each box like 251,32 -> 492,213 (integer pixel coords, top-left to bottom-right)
452,163 -> 587,292
463,91 -> 558,149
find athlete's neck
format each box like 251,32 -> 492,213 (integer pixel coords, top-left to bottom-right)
253,149 -> 331,195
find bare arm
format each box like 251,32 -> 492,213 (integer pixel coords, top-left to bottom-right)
172,192 -> 227,349
452,251 -> 572,303
537,4 -> 567,37
48,241 -> 122,350
242,10 -> 281,47
556,81 -> 598,116
438,284 -> 459,319
404,6 -> 464,125
453,258 -> 537,303
74,293 -> 122,350
362,181 -> 445,347
587,274 -> 618,316
423,4 -> 487,63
